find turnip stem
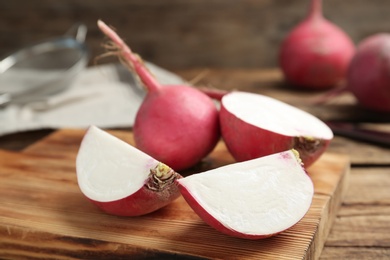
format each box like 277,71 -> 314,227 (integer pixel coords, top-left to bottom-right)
307,0 -> 323,19
97,20 -> 161,92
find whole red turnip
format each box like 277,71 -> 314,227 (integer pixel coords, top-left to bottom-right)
97,20 -> 220,171
279,0 -> 355,89
347,33 -> 390,113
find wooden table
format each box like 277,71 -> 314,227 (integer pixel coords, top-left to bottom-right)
1,68 -> 390,259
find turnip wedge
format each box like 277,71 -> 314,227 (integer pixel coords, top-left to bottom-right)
76,125 -> 182,216
177,150 -> 314,239
220,91 -> 333,167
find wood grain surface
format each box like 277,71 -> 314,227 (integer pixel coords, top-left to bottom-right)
0,129 -> 350,259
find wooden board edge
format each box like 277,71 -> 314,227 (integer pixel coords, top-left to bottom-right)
305,158 -> 350,260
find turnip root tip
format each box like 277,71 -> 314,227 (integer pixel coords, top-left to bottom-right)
97,20 -> 161,92
147,162 -> 178,191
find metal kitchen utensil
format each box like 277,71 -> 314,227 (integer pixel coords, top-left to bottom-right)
0,23 -> 89,106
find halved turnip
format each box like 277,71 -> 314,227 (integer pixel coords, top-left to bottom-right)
220,92 -> 333,167
76,125 -> 182,216
178,150 -> 314,239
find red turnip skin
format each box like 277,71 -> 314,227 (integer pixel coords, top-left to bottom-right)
219,92 -> 333,167
76,126 -> 182,217
134,85 -> 220,171
177,150 -> 314,239
279,0 -> 355,89
89,168 -> 180,216
347,33 -> 390,113
97,20 -> 220,171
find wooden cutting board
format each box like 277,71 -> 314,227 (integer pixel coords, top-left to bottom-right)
0,129 -> 349,260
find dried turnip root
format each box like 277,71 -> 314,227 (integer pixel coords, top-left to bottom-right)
220,92 -> 333,167
97,20 -> 220,171
76,125 -> 182,216
178,149 -> 314,239
279,0 -> 355,89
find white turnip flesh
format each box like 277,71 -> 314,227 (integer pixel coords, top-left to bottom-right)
178,149 -> 314,239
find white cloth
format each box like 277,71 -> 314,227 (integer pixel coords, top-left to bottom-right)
0,62 -> 184,136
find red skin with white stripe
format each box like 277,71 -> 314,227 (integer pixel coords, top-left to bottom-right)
89,179 -> 181,217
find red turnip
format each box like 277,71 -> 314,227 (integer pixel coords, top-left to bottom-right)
347,33 -> 390,113
220,92 -> 333,167
279,0 -> 355,89
76,125 -> 182,216
178,149 -> 314,239
97,20 -> 220,171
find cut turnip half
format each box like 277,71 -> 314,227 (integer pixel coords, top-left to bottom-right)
76,125 -> 181,216
178,150 -> 314,239
220,92 -> 333,167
